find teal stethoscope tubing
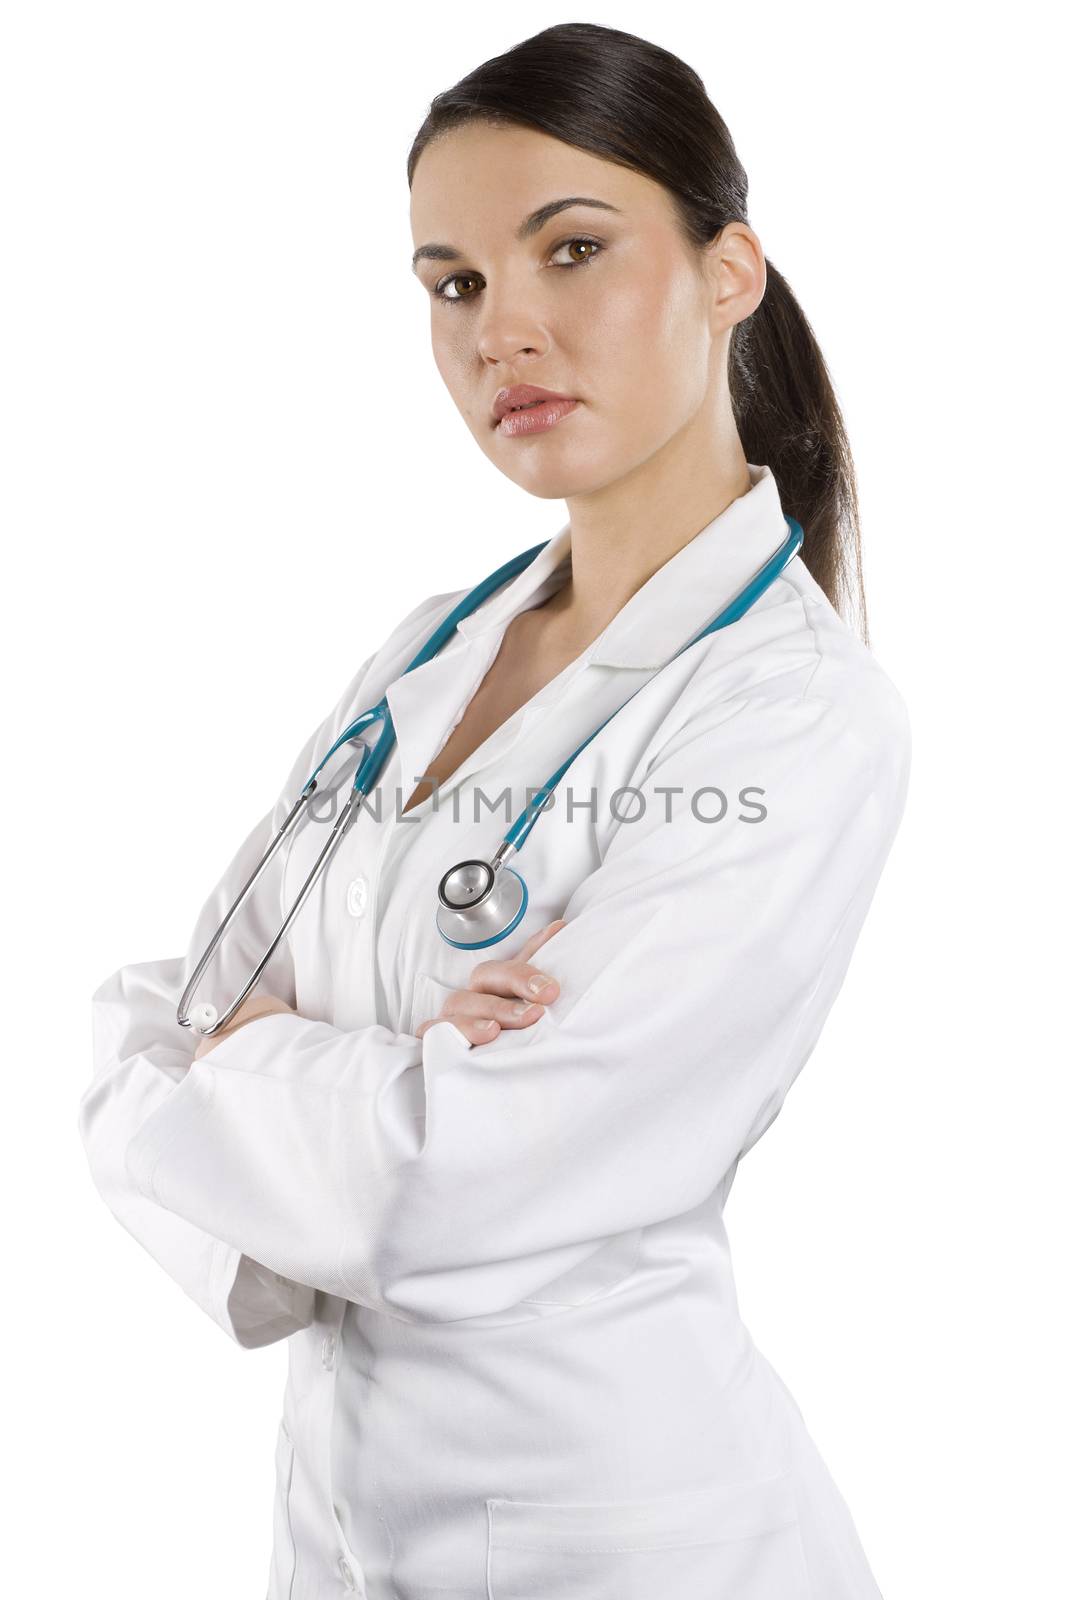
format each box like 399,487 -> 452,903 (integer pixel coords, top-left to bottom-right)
318,512 -> 802,841
500,514 -> 803,853
176,514 -> 803,1032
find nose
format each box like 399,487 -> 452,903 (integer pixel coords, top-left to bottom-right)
476,289 -> 549,369
479,330 -> 544,367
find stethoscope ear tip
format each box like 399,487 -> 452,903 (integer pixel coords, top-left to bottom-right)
187,1002 -> 219,1035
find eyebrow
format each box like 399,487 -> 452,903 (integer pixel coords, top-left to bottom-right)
411,196 -> 623,274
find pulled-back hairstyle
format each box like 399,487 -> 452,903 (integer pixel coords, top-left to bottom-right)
407,22 -> 868,642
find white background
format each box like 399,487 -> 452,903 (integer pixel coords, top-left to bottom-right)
2,3 -> 1062,1595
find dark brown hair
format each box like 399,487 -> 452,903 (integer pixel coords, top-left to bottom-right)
407,22 -> 868,642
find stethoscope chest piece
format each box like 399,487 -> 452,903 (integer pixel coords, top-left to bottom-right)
435,857 -> 529,950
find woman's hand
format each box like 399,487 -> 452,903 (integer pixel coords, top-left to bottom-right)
192,994 -> 296,1060
414,919 -> 566,1047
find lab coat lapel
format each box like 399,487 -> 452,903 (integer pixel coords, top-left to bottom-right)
384,525 -> 575,807
383,643 -> 489,813
384,631 -> 591,813
383,460 -> 793,806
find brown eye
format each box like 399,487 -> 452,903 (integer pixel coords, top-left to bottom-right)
547,236 -> 603,270
433,273 -> 482,303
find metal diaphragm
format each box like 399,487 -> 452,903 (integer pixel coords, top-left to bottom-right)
435,858 -> 529,949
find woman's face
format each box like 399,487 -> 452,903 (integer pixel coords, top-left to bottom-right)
409,123 -> 760,501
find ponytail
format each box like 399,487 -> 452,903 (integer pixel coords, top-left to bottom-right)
731,261 -> 867,641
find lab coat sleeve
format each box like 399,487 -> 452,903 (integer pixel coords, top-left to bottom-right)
83,927 -> 313,1349
79,581 -> 467,1343
117,678 -> 911,1325
78,645 -> 384,1348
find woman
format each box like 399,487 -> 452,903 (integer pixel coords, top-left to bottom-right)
79,23 -> 909,1600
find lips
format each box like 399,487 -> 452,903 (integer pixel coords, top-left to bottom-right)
492,384 -> 577,426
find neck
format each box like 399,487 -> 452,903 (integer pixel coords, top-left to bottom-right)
539,415 -> 753,647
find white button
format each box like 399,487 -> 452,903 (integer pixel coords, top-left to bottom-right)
321,1332 -> 335,1369
338,1554 -> 355,1588
346,876 -> 369,918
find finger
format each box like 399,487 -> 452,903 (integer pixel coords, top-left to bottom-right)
454,991 -> 547,1029
517,918 -> 567,963
415,992 -> 545,1039
467,958 -> 560,1003
416,1014 -> 501,1046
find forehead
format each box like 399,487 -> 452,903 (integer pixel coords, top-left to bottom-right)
409,122 -> 663,241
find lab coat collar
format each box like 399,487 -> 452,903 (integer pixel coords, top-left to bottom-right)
453,462 -> 791,670
383,463 -> 792,808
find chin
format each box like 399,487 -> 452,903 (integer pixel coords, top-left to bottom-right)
489,443 -> 622,501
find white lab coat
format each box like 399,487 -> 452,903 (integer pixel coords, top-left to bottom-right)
79,462 -> 910,1599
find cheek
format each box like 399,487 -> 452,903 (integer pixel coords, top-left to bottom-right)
430,313 -> 479,371
430,322 -> 479,417
582,272 -> 708,435
430,319 -> 458,376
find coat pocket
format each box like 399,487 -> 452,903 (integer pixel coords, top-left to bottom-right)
486,1467 -> 812,1600
266,1418 -> 297,1600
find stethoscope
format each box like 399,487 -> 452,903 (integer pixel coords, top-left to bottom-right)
177,515 -> 803,1035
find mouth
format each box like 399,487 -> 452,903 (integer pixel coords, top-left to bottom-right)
491,384 -> 579,427
491,385 -> 582,439
494,396 -> 581,439
504,400 -> 547,417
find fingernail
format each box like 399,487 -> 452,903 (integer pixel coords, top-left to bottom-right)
528,975 -> 556,995
511,1000 -> 534,1017
476,1018 -> 497,1032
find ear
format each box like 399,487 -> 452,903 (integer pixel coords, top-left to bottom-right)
705,222 -> 766,335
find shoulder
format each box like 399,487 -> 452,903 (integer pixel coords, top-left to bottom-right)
276,586 -> 465,804
324,585 -> 466,721
385,585 -> 468,657
778,557 -> 911,789
646,555 -> 911,809
358,585 -> 466,680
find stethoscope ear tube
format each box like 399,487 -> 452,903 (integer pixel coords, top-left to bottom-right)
177,783 -> 367,1034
